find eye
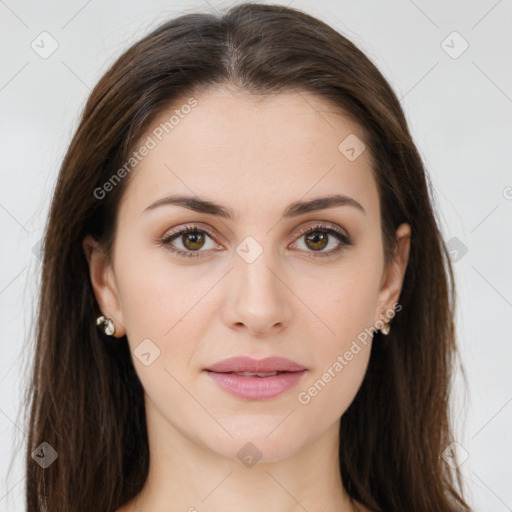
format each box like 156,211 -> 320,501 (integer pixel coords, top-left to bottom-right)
160,223 -> 352,259
291,223 -> 352,259
160,226 -> 220,258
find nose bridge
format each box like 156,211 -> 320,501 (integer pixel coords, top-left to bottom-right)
234,235 -> 282,301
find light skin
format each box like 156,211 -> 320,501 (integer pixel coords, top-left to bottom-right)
83,86 -> 410,512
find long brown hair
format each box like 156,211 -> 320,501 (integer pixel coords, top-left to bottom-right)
18,3 -> 471,511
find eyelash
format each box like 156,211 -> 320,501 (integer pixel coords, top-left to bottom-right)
160,223 -> 353,259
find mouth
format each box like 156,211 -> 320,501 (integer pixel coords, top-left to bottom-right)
203,367 -> 308,400
204,355 -> 307,374
207,371 -> 286,377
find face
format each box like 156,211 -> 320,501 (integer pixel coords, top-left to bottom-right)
84,87 -> 410,463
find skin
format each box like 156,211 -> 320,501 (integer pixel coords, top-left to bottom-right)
84,86 -> 410,512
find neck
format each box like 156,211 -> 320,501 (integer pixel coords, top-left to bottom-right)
119,400 -> 359,512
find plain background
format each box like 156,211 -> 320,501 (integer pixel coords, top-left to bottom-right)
1,0 -> 511,510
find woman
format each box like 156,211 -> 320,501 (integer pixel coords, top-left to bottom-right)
21,3 -> 472,511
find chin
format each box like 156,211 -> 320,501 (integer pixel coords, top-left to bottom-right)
199,418 -> 310,465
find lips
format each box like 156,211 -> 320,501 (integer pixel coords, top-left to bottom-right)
204,356 -> 306,373
203,356 -> 307,400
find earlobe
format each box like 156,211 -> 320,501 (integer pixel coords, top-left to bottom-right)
82,235 -> 126,337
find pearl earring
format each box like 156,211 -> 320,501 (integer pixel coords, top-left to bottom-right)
380,322 -> 391,335
96,315 -> 116,336
379,308 -> 391,335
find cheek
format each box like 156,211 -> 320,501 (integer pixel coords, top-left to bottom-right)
296,294 -> 375,426
297,342 -> 371,418
114,244 -> 219,383
305,259 -> 382,348
293,257 -> 380,417
115,240 -> 202,339
114,252 -> 206,428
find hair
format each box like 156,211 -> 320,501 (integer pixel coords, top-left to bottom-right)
17,3 -> 472,511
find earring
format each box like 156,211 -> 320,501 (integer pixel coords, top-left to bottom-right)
96,315 -> 116,336
379,308 -> 391,335
380,322 -> 391,335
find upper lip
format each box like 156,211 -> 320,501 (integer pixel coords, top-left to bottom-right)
204,356 -> 306,373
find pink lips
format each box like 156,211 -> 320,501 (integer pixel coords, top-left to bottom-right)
203,356 -> 307,400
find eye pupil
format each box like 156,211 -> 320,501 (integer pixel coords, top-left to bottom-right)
305,231 -> 328,251
183,231 -> 205,250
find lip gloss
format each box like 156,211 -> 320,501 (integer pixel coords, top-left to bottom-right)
204,370 -> 307,400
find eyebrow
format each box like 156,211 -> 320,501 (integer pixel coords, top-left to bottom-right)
142,193 -> 366,219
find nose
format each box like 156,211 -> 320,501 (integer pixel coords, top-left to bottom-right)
220,249 -> 292,338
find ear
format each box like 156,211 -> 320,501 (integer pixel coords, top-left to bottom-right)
82,234 -> 126,338
374,222 -> 411,323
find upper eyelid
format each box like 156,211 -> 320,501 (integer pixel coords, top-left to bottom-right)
163,221 -> 345,237
162,222 -> 349,247
163,223 -> 226,244
161,223 -> 351,261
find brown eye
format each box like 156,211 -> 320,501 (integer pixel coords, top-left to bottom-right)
161,226 -> 219,258
181,231 -> 206,251
304,231 -> 328,251
161,223 -> 352,260
293,224 -> 353,259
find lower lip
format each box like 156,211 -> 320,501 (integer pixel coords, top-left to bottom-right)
204,370 -> 307,400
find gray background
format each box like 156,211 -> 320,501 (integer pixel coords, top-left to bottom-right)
1,0 -> 511,510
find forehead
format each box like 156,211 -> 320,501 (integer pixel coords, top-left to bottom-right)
118,87 -> 379,222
